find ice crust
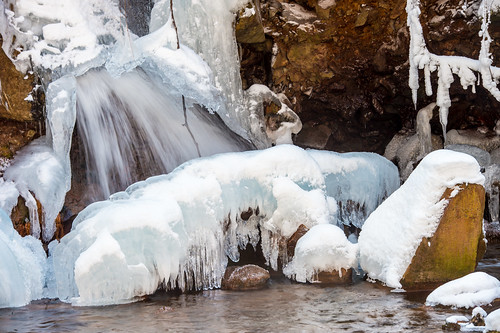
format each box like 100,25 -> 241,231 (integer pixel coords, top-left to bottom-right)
283,224 -> 358,283
0,208 -> 46,308
426,272 -> 500,308
49,145 -> 398,306
358,150 -> 484,289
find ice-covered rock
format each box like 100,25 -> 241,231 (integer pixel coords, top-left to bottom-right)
4,76 -> 76,241
244,84 -> 302,149
486,308 -> 500,332
359,150 -> 484,289
49,145 -> 397,305
426,272 -> 500,308
0,208 -> 46,308
309,149 -> 400,229
283,224 -> 358,284
485,164 -> 500,223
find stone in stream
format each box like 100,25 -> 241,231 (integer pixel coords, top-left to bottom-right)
221,264 -> 270,291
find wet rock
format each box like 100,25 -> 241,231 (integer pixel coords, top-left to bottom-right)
235,2 -> 266,44
401,183 -> 486,289
0,47 -> 35,122
221,264 -> 270,290
315,268 -> 352,284
10,196 -> 31,237
294,122 -> 331,149
286,224 -> 309,258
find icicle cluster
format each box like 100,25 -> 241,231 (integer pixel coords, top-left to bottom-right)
407,0 -> 500,140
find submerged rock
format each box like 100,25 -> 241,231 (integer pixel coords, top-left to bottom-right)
401,184 -> 486,289
221,265 -> 270,291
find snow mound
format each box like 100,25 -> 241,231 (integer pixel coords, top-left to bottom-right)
283,224 -> 358,283
0,209 -> 46,308
426,272 -> 500,308
486,307 -> 500,332
49,145 -> 397,306
358,150 -> 484,288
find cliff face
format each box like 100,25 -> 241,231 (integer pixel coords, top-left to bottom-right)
238,0 -> 500,153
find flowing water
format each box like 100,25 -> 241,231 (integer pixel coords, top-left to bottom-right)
73,69 -> 253,201
2,245 -> 500,333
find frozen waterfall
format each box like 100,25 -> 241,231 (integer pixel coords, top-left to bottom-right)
75,69 -> 252,200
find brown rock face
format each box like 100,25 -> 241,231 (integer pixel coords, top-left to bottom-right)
238,0 -> 500,153
221,264 -> 270,290
0,44 -> 37,122
286,224 -> 309,258
315,268 -> 352,284
401,183 -> 486,289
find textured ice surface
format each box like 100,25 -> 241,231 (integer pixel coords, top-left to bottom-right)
1,0 -> 125,76
359,150 -> 484,288
283,224 -> 358,283
49,145 -> 397,305
308,150 -> 400,229
486,307 -> 500,332
0,209 -> 46,308
426,272 -> 500,308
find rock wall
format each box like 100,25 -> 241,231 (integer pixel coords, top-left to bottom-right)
238,0 -> 500,153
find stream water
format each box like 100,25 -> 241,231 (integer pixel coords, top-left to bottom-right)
2,244 -> 500,332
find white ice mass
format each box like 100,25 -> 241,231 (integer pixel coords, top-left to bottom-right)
1,0 -> 303,240
426,272 -> 500,308
49,145 -> 398,306
283,224 -> 358,283
0,208 -> 46,308
358,149 -> 484,289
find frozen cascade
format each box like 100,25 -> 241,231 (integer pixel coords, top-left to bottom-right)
150,0 -> 254,141
76,69 -> 252,199
49,145 -> 399,306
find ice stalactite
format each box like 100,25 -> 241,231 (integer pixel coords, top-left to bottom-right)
406,0 -> 500,142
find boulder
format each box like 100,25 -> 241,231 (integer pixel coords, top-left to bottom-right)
221,264 -> 270,290
400,183 -> 486,289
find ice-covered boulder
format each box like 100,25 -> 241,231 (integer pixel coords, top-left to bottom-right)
359,149 -> 485,289
426,272 -> 500,308
283,224 -> 358,284
49,145 -> 397,305
0,208 -> 46,308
